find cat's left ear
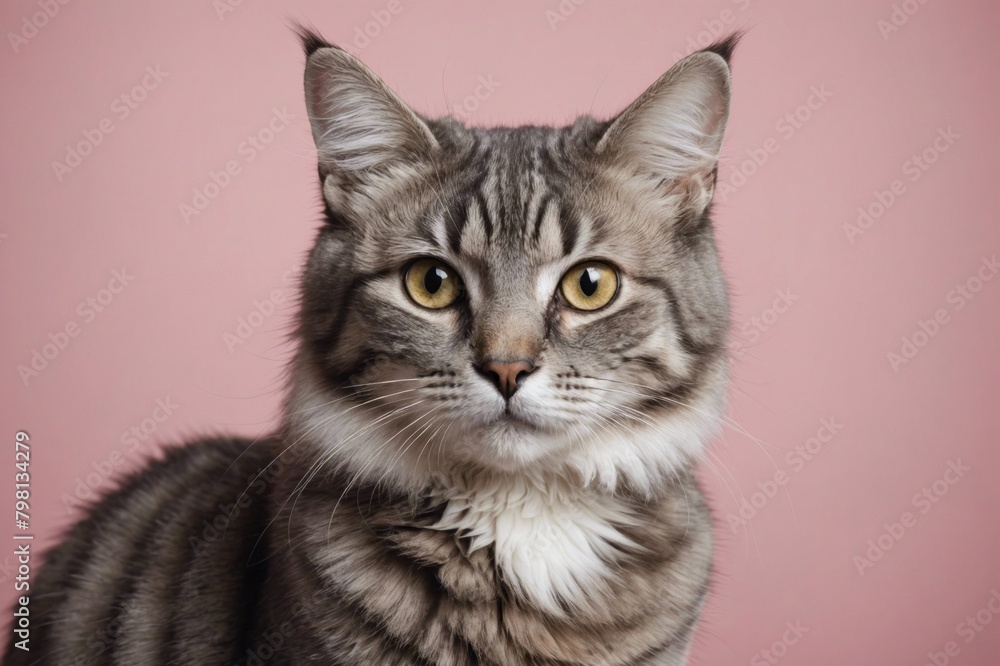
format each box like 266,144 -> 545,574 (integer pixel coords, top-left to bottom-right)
596,35 -> 738,212
300,28 -> 439,206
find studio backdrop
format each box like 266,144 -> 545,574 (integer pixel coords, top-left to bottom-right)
2,1 -> 998,664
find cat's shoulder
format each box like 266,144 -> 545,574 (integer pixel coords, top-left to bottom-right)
91,435 -> 277,509
44,436 -> 278,563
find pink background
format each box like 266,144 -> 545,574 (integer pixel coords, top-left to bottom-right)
2,1 -> 999,663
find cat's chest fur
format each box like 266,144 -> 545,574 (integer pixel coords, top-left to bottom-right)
281,466 -> 712,665
425,473 -> 639,614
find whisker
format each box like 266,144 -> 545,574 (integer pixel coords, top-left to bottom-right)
577,378 -> 785,477
321,402 -> 439,547
284,397 -> 428,530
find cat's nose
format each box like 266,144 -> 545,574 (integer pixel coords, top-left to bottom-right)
477,359 -> 536,400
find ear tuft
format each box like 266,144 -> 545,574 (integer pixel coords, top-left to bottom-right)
699,30 -> 743,65
291,21 -> 333,57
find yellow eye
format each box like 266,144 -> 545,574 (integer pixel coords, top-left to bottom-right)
560,261 -> 619,311
404,258 -> 463,309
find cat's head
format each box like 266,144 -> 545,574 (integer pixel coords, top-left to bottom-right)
288,29 -> 736,495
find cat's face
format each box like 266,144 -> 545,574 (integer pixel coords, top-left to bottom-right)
290,32 -> 734,492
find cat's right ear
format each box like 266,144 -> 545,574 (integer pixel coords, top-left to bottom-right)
299,27 -> 439,214
595,35 -> 739,215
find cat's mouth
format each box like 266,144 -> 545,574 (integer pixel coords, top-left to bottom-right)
501,405 -> 533,426
492,401 -> 548,432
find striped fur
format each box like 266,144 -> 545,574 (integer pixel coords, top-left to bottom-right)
5,29 -> 739,666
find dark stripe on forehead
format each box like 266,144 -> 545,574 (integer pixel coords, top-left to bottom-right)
532,194 -> 552,244
588,215 -> 611,246
559,202 -> 579,256
445,197 -> 470,254
496,181 -> 513,242
538,145 -> 565,180
443,168 -> 488,253
473,192 -> 494,243
521,152 -> 537,226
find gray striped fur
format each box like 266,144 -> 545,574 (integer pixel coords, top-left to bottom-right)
4,28 -> 739,666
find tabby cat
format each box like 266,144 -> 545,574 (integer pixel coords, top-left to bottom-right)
5,28 -> 739,666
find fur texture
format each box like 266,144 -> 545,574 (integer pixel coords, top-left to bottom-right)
4,29 -> 740,666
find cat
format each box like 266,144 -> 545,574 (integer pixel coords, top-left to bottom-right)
4,27 -> 739,666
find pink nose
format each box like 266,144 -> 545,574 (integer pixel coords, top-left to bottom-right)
478,360 -> 536,400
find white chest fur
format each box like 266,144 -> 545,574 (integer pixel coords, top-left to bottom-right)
429,474 -> 639,614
